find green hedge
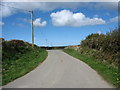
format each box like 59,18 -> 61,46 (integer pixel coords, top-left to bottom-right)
80,29 -> 120,67
2,39 -> 48,85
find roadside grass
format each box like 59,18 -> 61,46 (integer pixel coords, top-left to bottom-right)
63,48 -> 119,87
2,48 -> 48,85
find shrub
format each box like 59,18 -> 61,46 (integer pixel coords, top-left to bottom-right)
80,28 -> 120,67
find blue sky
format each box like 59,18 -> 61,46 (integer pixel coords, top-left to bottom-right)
1,2 -> 118,46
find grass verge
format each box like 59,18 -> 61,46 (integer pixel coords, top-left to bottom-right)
63,48 -> 119,87
2,48 -> 48,85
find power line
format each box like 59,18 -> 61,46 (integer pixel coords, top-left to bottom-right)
0,3 -> 32,13
0,3 -> 35,48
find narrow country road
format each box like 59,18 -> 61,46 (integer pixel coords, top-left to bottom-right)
3,50 -> 113,88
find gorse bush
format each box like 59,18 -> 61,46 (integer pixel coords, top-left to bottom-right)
2,39 -> 33,61
2,39 -> 48,85
81,29 -> 120,52
80,28 -> 120,67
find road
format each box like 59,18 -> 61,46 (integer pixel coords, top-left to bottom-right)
3,50 -> 113,88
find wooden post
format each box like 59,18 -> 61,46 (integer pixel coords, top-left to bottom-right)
31,11 -> 34,48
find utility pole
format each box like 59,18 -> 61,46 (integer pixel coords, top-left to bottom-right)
0,4 -> 35,48
31,11 -> 34,48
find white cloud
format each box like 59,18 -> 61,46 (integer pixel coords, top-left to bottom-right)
17,18 -> 30,23
18,23 -> 24,27
109,16 -> 118,22
93,2 -> 118,11
0,2 -> 118,18
0,3 -> 17,17
2,0 -> 119,2
94,14 -> 99,18
23,18 -> 30,23
50,10 -> 106,27
105,12 -> 110,16
0,2 -> 81,17
0,21 -> 5,26
33,18 -> 47,27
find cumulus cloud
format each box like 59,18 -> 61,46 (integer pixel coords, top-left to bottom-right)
109,16 -> 118,22
50,10 -> 106,27
0,2 -> 118,18
33,18 -> 47,27
0,21 -> 5,26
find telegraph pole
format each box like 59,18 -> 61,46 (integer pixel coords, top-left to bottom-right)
31,11 -> 34,48
0,4 -> 35,48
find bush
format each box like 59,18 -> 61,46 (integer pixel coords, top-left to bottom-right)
80,28 -> 120,67
2,39 -> 33,61
2,39 -> 48,85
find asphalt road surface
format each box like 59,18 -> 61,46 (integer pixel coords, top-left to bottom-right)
3,50 -> 113,88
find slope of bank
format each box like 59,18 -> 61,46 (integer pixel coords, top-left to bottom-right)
2,39 -> 48,85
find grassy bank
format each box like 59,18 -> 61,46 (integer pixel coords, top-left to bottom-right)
2,39 -> 48,85
63,48 -> 119,87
